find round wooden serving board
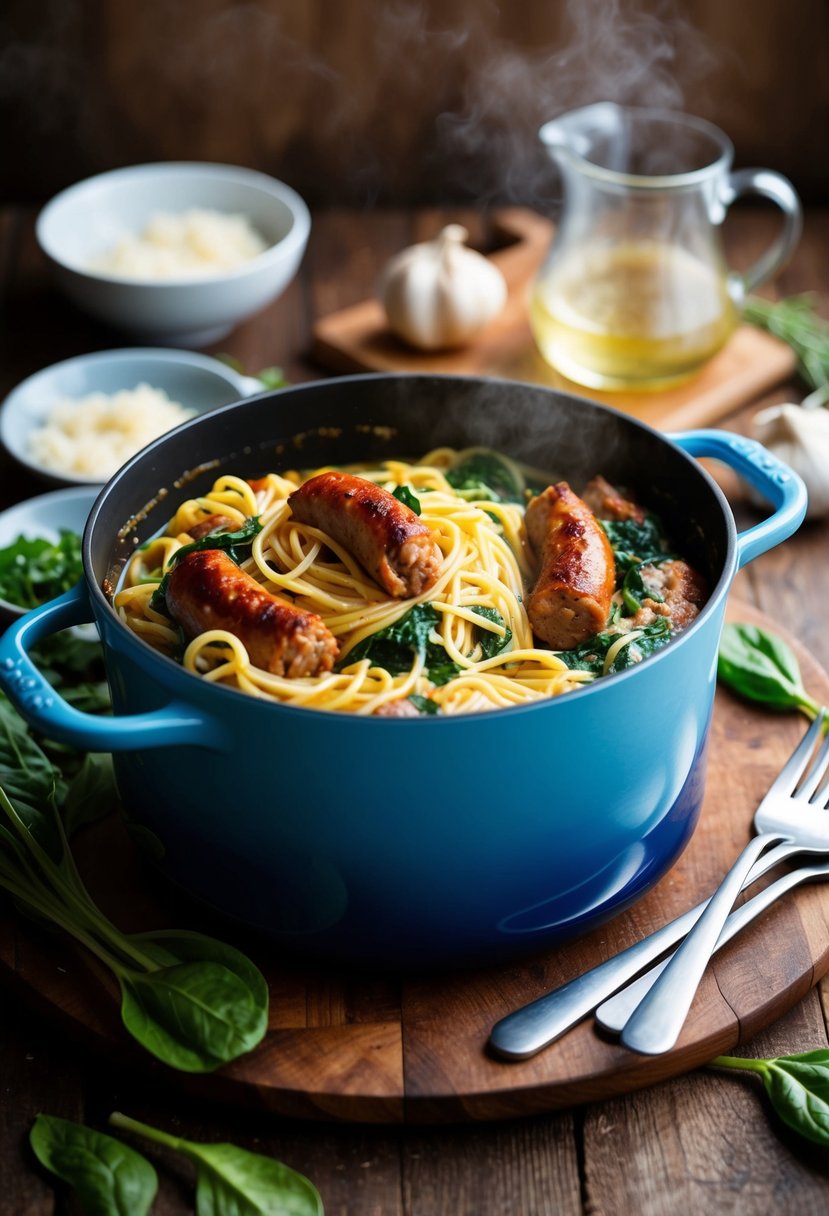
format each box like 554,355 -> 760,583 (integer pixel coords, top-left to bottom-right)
2,599 -> 829,1124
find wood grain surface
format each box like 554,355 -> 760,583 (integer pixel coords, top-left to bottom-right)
310,207 -> 797,430
1,601 -> 826,1125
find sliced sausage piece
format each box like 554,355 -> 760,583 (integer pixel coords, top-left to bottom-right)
631,559 -> 707,632
525,482 -> 616,649
288,471 -> 442,598
581,475 -> 647,523
165,549 -> 338,677
186,513 -> 237,542
373,698 -> 421,718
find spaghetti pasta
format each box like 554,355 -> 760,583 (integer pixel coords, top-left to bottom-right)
114,450 -> 696,715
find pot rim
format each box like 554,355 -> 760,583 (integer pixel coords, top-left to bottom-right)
83,372 -> 739,723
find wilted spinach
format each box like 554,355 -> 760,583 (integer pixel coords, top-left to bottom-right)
151,516 -> 262,611
599,513 -> 666,560
559,617 -> 672,675
446,450 -> 525,503
345,602 -> 510,685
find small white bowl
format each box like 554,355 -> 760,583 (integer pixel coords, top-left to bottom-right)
0,347 -> 263,488
0,485 -> 99,623
36,162 -> 311,347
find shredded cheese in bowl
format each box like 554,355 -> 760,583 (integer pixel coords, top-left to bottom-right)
29,384 -> 195,480
90,208 -> 269,279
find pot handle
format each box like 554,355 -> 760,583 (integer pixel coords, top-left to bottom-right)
0,583 -> 227,752
671,429 -> 807,569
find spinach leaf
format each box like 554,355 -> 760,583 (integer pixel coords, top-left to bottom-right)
471,606 -> 512,659
446,450 -> 525,503
713,1050 -> 829,1148
0,697 -> 63,856
0,530 -> 83,610
118,929 -> 269,1073
408,694 -> 439,715
717,622 -> 822,720
392,484 -> 421,515
151,517 -> 262,612
621,562 -> 665,615
345,604 -> 440,675
600,514 -> 666,561
61,754 -> 118,838
30,1113 -> 157,1216
0,736 -> 268,1072
109,1111 -> 324,1216
559,618 -> 672,675
216,354 -> 288,391
345,603 -> 509,686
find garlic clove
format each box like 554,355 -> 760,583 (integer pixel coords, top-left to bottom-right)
751,401 -> 829,519
380,224 -> 507,352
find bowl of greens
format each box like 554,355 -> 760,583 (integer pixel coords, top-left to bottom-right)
0,486 -> 98,624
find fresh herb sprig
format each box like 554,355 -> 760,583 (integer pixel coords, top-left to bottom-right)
717,622 -> 823,723
0,697 -> 268,1073
745,294 -> 829,392
712,1049 -> 829,1148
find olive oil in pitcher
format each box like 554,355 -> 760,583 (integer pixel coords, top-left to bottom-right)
530,240 -> 739,390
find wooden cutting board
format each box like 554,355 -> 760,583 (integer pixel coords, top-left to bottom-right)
1,600 -> 827,1124
310,208 -> 797,431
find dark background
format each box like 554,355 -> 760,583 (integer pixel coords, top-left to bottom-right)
1,0 -> 826,208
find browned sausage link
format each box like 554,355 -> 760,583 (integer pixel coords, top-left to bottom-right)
581,474 -> 646,523
186,513 -> 237,542
165,549 -> 338,678
288,471 -> 442,598
525,482 -> 616,649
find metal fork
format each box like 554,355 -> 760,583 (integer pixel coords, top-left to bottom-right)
489,710 -> 828,1061
620,708 -> 829,1055
596,854 -> 829,1032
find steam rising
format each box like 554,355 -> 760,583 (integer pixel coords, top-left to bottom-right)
1,0 -> 719,206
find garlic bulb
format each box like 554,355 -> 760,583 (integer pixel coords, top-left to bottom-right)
751,401 -> 829,519
380,224 -> 507,351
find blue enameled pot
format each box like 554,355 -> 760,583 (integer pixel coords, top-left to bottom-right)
0,376 -> 807,967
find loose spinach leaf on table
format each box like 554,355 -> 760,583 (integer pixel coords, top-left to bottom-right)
150,516 -> 262,612
30,1114 -> 157,1216
0,531 -> 83,610
712,1050 -> 829,1148
109,1111 -> 324,1216
717,622 -> 822,721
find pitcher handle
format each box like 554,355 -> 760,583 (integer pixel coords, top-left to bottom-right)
721,169 -> 802,295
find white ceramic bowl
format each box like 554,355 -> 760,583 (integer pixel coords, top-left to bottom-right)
36,163 -> 311,346
0,485 -> 100,623
0,347 -> 263,488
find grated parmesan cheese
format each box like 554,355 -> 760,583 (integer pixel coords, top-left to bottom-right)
91,208 -> 268,279
29,384 -> 195,479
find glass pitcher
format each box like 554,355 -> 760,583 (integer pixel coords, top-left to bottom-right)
530,103 -> 802,390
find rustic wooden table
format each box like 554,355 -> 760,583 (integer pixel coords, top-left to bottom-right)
1,205 -> 829,1214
